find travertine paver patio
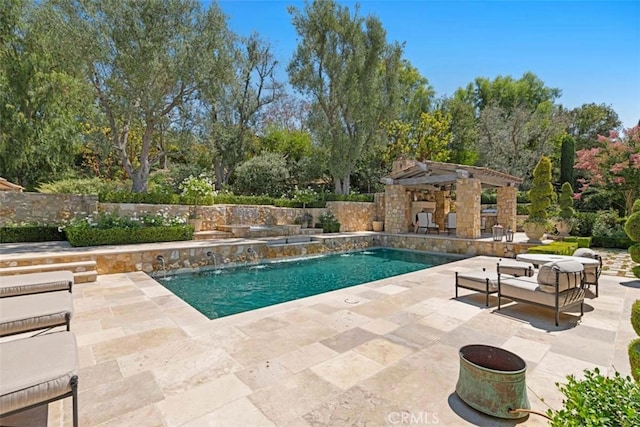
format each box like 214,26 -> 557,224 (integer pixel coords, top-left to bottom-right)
33,252 -> 640,427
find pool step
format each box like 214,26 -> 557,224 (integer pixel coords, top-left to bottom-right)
0,261 -> 98,284
194,230 -> 234,240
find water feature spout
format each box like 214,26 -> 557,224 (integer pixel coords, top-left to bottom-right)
246,247 -> 259,262
156,255 -> 167,278
206,251 -> 217,267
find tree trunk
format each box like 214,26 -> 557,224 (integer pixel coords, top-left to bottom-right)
214,157 -> 225,190
333,175 -> 351,194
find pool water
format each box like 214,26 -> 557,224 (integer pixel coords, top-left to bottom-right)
158,248 -> 461,319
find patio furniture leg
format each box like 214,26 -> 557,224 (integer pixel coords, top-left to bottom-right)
455,272 -> 459,299
71,376 -> 78,427
485,279 -> 489,307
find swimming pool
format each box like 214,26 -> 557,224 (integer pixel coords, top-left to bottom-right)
158,248 -> 462,319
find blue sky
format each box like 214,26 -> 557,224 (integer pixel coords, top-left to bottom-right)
211,0 -> 640,128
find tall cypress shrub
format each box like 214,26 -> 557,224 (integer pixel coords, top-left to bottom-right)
560,134 -> 575,188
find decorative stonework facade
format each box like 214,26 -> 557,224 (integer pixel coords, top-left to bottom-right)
384,184 -> 411,234
497,186 -> 518,232
455,178 -> 482,239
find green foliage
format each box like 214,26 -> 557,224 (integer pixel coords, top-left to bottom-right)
292,187 -> 318,209
324,194 -> 374,202
179,175 -> 215,206
65,225 -> 193,247
634,200 -> 640,214
516,204 -> 529,215
593,209 -> 629,241
546,368 -> 640,426
633,265 -> 640,279
481,191 -> 497,204
558,182 -> 575,219
37,178 -> 126,195
563,236 -> 592,248
517,191 -> 530,203
214,194 -> 276,206
592,236 -> 635,249
570,103 -> 622,151
99,191 -> 189,205
625,212 -> 640,242
315,211 -> 340,233
630,244 -> 640,264
288,0 -> 403,194
526,156 -> 555,223
572,211 -> 598,237
631,301 -> 640,336
0,226 -> 65,243
629,339 -> 640,383
559,134 -> 575,188
232,153 -> 289,198
527,242 -> 578,256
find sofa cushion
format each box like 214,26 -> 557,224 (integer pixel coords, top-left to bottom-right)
456,271 -> 501,292
500,276 -> 584,307
573,248 -> 597,259
537,260 -> 583,293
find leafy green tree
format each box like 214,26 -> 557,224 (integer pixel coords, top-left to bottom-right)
384,111 -> 451,163
559,134 -> 575,188
439,95 -> 478,165
48,0 -> 231,193
287,0 -> 403,194
569,103 -> 621,151
527,156 -> 555,223
200,33 -> 282,189
0,0 -> 90,188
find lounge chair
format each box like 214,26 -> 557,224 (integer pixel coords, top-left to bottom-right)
0,271 -> 73,298
0,332 -> 78,427
455,269 -> 501,307
497,259 -> 535,277
416,212 -> 438,234
446,212 -> 457,235
0,292 -> 74,337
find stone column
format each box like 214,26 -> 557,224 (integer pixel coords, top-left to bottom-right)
497,185 -> 517,232
455,178 -> 481,238
434,190 -> 450,231
384,184 -> 412,234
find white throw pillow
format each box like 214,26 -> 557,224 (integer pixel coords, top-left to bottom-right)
573,248 -> 597,259
537,260 -> 583,293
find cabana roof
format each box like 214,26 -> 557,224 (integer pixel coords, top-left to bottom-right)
381,159 -> 523,189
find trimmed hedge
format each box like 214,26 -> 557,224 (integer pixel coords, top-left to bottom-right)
324,194 -> 374,202
0,226 -> 66,243
562,236 -> 592,248
527,241 -> 578,256
65,225 -> 193,247
592,236 -> 634,249
630,243 -> 640,264
516,204 -> 529,215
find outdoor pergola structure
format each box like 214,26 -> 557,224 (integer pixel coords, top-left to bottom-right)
381,159 -> 523,238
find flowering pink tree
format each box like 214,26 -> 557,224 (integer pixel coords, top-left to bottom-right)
575,126 -> 640,215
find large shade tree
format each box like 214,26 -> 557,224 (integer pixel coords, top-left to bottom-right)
48,0 -> 231,192
287,0 -> 403,194
0,0 -> 90,188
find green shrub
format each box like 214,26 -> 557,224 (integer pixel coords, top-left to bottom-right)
630,243 -> 640,264
315,211 -> 340,233
562,236 -> 592,248
214,194 -> 275,205
527,242 -> 578,256
232,153 -> 289,197
0,226 -> 65,243
526,156 -> 555,224
516,204 -> 529,215
37,178 -> 127,195
481,191 -> 497,204
99,191 -> 186,205
66,225 -> 193,247
546,368 -> 640,426
632,301 -> 640,337
629,339 -> 640,383
516,191 -> 530,203
324,193 -> 374,202
625,212 -> 640,242
634,200 -> 640,214
572,211 -> 598,237
633,265 -> 640,279
592,236 -> 634,249
558,182 -> 575,220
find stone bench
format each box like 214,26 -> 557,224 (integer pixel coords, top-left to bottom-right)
498,260 -> 585,326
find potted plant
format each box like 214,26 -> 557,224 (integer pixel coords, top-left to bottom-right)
554,181 -> 575,236
179,174 -> 215,232
372,217 -> 384,232
523,156 -> 555,242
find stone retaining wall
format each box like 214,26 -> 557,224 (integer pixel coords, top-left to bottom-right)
0,192 -> 98,226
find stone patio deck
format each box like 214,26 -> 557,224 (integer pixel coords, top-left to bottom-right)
19,252 -> 636,426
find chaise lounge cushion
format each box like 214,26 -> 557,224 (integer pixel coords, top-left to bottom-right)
497,260 -> 534,277
536,260 -> 583,293
499,276 -> 584,307
0,292 -> 73,337
0,271 -> 73,298
456,271 -> 501,292
0,332 -> 78,416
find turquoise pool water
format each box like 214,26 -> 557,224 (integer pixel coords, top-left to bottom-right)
158,248 -> 461,319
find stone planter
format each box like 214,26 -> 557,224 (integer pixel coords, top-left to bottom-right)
523,221 -> 546,242
188,218 -> 203,232
554,220 -> 572,237
372,221 -> 384,232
